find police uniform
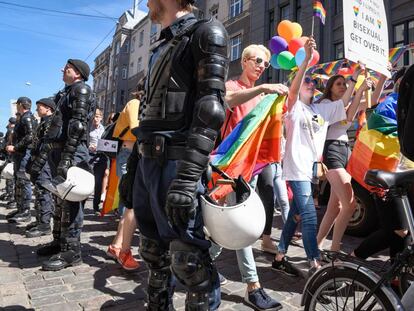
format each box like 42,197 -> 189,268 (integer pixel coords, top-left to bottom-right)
9,101 -> 37,223
26,98 -> 56,238
30,60 -> 95,271
121,13 -> 228,310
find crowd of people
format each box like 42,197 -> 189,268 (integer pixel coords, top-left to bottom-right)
0,0 -> 413,310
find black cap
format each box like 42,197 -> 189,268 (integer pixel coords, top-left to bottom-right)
67,59 -> 90,81
16,96 -> 31,105
8,117 -> 16,124
393,67 -> 407,83
36,97 -> 56,111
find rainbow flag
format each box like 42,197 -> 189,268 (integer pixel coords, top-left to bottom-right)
101,158 -> 120,216
313,1 -> 326,25
347,97 -> 400,192
389,46 -> 407,65
210,94 -> 285,199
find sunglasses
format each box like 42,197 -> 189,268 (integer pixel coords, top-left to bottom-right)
247,57 -> 270,68
304,77 -> 318,85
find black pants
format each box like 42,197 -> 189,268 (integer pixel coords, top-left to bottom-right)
354,195 -> 410,259
33,161 -> 54,225
90,153 -> 108,212
257,164 -> 276,236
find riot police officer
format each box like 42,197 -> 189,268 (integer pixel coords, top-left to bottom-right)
6,97 -> 37,223
119,1 -> 229,309
2,117 -> 17,207
26,98 -> 56,238
30,59 -> 95,271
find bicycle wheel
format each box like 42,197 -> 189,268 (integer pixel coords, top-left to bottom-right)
304,266 -> 399,311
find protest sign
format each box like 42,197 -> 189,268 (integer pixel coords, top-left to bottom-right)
343,0 -> 390,77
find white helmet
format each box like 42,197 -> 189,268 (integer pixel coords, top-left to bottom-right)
1,163 -> 14,179
42,167 -> 95,202
201,177 -> 266,250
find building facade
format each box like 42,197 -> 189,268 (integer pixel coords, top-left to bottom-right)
92,46 -> 111,114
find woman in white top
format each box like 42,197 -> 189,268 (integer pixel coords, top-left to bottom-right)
272,38 -> 359,273
316,70 -> 376,252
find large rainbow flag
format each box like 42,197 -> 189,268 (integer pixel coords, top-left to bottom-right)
347,94 -> 400,192
210,94 -> 285,199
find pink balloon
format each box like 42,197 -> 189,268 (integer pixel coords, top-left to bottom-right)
309,50 -> 320,66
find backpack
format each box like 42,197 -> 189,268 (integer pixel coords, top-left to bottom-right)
397,64 -> 414,161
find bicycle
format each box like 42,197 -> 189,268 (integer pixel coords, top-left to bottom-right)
301,168 -> 414,311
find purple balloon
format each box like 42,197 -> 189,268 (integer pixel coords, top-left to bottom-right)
269,36 -> 288,55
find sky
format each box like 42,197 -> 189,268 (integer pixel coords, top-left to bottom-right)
0,0 -> 148,133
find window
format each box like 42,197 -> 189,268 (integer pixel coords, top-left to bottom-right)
150,24 -> 158,44
121,67 -> 127,79
334,0 -> 343,15
393,21 -> 414,66
409,21 -> 414,65
123,41 -> 129,53
139,30 -> 144,47
268,9 -> 275,40
334,42 -> 344,60
230,0 -> 242,18
137,57 -> 143,72
113,66 -> 118,81
280,4 -> 290,21
131,36 -> 136,52
115,41 -> 120,55
295,0 -> 301,23
130,62 -> 134,69
210,8 -> 218,19
230,35 -> 242,61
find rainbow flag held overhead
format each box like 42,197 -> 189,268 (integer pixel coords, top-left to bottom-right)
210,94 -> 285,199
313,1 -> 326,25
347,96 -> 400,192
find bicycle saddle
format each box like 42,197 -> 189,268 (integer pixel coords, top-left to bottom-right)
364,169 -> 414,189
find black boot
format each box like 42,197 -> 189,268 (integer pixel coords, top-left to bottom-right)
25,221 -> 38,231
6,210 -> 19,219
42,241 -> 82,271
26,224 -> 51,238
8,210 -> 31,223
37,240 -> 61,256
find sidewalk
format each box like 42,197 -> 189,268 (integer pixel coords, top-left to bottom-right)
0,182 -> 365,311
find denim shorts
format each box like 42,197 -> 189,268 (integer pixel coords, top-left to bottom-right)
322,140 -> 350,170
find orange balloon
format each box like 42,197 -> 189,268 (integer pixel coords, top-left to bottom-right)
277,20 -> 303,43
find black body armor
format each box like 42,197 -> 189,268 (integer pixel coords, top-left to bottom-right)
13,110 -> 37,152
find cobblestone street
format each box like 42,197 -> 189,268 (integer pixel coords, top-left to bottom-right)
0,183 -> 369,311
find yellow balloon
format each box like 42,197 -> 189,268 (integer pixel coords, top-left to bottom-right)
291,22 -> 303,40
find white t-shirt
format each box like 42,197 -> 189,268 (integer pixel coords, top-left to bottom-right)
320,99 -> 352,141
283,99 -> 347,181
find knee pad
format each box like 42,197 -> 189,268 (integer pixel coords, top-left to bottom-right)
139,235 -> 170,270
170,240 -> 213,291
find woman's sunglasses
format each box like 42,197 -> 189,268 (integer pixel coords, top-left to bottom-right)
304,77 -> 318,85
247,57 -> 270,68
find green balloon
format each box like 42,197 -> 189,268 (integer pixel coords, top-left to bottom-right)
277,51 -> 296,70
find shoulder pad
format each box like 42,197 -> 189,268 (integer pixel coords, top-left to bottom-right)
192,19 -> 228,54
71,82 -> 92,96
21,116 -> 33,125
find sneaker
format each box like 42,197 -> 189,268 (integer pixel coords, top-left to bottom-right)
271,257 -> 300,277
244,288 -> 283,310
218,272 -> 227,285
106,244 -> 121,260
118,249 -> 140,271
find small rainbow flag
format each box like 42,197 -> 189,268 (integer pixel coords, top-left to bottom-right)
210,94 -> 285,200
389,46 -> 407,65
313,1 -> 326,25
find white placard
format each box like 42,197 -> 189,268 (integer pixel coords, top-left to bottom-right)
97,139 -> 118,153
343,0 -> 390,77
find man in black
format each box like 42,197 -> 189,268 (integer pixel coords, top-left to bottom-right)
120,0 -> 228,309
30,59 -> 95,271
1,117 -> 17,208
6,97 -> 37,223
26,98 -> 56,238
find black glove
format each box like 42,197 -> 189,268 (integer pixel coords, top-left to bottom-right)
28,158 -> 41,183
57,159 -> 71,179
118,144 -> 139,209
165,179 -> 198,229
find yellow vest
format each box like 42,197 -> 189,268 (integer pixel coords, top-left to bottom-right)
113,99 -> 140,142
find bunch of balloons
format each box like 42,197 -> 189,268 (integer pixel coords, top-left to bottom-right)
269,20 -> 320,70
